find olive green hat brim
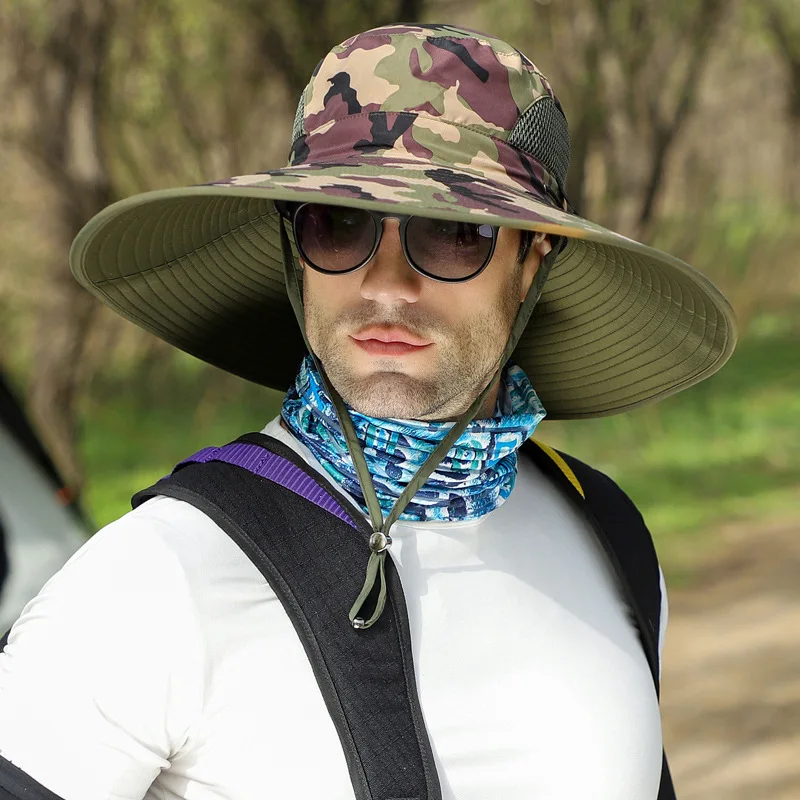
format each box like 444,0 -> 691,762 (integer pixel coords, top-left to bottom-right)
70,161 -> 737,419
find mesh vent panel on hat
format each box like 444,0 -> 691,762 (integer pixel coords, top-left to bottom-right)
508,97 -> 571,196
291,95 -> 306,145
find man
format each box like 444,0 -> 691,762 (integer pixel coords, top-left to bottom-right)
0,23 -> 736,800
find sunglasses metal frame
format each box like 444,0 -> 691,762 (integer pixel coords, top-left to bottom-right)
280,201 -> 501,284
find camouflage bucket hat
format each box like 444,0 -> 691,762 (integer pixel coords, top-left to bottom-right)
70,23 -> 736,418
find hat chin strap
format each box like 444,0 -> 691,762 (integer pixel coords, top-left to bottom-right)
280,220 -> 558,628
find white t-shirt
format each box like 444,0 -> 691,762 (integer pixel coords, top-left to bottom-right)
0,418 -> 666,799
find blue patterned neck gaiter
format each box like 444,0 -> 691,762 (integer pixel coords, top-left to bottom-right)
281,356 -> 546,522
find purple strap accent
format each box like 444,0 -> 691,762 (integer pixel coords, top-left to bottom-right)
179,442 -> 357,529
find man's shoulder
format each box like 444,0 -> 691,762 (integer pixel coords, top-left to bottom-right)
520,438 -> 658,583
2,492 -> 274,678
25,497 -> 218,616
521,438 -> 641,513
89,495 -> 228,567
18,493 -> 265,636
522,438 -> 665,682
99,493 -> 270,588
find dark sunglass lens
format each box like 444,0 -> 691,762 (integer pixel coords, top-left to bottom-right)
405,217 -> 494,280
294,204 -> 375,272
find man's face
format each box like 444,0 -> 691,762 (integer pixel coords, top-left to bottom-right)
302,216 -> 547,421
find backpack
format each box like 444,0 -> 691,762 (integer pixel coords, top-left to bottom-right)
0,433 -> 677,799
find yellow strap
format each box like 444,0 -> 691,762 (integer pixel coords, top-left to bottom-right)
530,439 -> 585,499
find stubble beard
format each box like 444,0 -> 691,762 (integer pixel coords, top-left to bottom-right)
303,278 -> 522,422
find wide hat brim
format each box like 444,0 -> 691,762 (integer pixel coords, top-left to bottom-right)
70,152 -> 737,419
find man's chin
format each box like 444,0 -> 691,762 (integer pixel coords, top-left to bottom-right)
339,371 -> 438,420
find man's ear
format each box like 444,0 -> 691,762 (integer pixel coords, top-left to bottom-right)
520,234 -> 552,302
534,232 -> 552,258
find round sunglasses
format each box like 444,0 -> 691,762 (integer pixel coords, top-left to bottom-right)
281,202 -> 501,283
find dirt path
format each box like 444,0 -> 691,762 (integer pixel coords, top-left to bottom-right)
661,517 -> 800,799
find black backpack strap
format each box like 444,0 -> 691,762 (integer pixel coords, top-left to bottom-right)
133,432 -> 441,800
659,751 -> 676,800
0,756 -> 67,800
524,439 -> 677,799
0,508 -> 7,608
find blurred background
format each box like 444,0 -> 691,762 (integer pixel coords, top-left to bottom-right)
0,0 -> 798,796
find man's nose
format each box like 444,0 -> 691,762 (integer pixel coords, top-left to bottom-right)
359,219 -> 422,304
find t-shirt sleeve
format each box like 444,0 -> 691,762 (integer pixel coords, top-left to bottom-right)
0,503 -> 205,800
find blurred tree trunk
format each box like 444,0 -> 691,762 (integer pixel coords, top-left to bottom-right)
764,0 -> 800,208
629,0 -> 725,239
588,0 -> 726,238
2,0 -> 116,496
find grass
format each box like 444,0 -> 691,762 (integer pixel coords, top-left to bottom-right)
79,310 -> 799,576
81,373 -> 285,528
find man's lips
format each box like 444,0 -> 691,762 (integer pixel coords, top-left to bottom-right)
350,326 -> 433,356
351,326 -> 432,345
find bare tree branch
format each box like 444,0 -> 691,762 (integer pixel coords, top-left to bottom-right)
636,0 -> 725,235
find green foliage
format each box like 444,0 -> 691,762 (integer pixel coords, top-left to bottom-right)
81,368 -> 283,527
649,200 -> 800,326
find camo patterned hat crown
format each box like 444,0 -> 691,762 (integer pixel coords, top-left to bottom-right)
70,23 -> 736,417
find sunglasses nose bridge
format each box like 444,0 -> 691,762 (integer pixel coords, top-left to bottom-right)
374,213 -> 403,238
371,214 -> 406,262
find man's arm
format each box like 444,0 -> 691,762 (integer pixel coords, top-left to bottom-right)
0,508 -> 204,800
